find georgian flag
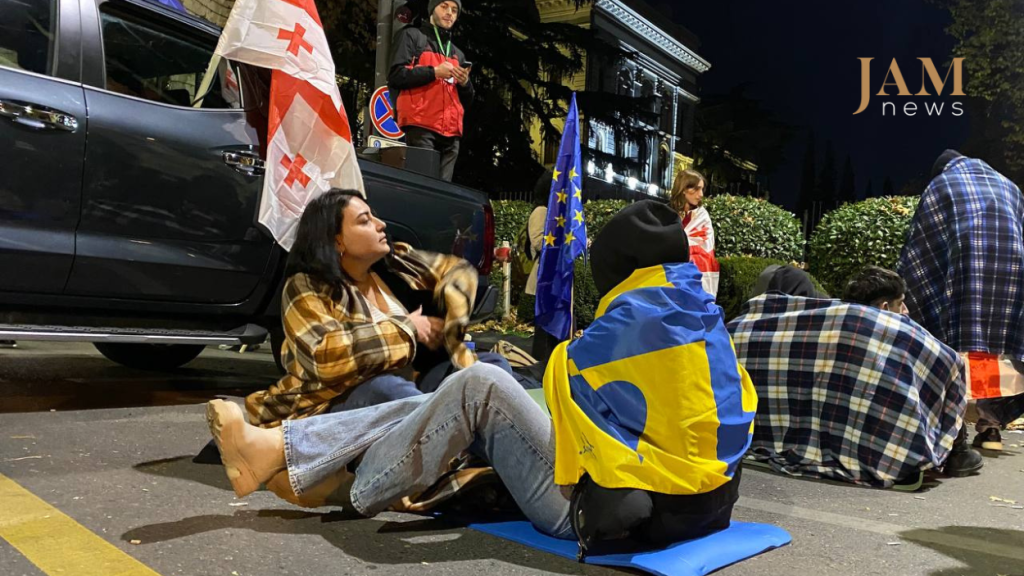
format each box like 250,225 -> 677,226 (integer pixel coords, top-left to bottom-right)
684,206 -> 720,298
215,0 -> 363,250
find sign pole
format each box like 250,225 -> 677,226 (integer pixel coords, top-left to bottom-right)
366,0 -> 395,143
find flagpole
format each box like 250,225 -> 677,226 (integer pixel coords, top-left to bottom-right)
569,283 -> 575,341
193,53 -> 223,108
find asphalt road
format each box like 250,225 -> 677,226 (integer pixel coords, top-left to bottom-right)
1,341 -> 1023,576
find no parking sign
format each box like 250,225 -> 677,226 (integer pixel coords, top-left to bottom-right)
370,86 -> 404,140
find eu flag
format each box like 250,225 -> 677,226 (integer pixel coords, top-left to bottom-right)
535,93 -> 587,341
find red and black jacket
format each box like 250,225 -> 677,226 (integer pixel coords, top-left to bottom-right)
387,22 -> 474,138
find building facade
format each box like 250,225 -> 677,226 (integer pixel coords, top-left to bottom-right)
534,0 -> 709,200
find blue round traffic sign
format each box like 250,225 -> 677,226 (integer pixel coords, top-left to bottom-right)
370,86 -> 404,140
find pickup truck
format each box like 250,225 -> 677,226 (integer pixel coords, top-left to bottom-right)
0,0 -> 496,370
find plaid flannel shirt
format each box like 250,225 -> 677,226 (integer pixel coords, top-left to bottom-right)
897,155 -> 1024,359
246,243 -> 478,427
728,294 -> 965,487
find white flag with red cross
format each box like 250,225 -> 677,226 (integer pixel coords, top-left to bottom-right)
214,0 -> 364,250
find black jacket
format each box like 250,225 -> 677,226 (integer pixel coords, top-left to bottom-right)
387,22 -> 474,134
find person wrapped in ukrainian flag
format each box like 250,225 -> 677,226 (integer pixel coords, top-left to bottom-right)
544,200 -> 757,554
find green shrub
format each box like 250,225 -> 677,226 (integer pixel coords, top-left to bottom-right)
491,198 -> 629,324
717,256 -> 787,321
573,259 -> 601,329
488,267 -> 507,317
808,196 -> 918,296
704,195 -> 804,262
515,259 -> 600,330
716,256 -> 827,321
517,293 -> 535,324
492,200 -> 532,244
585,199 -> 630,237
492,198 -> 628,247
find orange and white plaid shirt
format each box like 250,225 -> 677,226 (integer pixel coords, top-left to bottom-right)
246,243 -> 478,427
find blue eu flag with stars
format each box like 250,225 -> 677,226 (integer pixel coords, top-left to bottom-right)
535,93 -> 587,341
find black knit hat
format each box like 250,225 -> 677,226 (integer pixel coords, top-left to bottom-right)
931,149 -> 963,179
429,0 -> 462,16
590,200 -> 689,298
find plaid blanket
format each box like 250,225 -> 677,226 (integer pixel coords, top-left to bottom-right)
897,155 -> 1024,360
728,294 -> 965,487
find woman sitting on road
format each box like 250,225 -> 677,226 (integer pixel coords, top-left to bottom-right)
246,189 -> 521,428
204,200 -> 754,551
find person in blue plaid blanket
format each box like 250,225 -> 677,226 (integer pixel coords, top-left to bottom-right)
728,265 -> 979,487
898,150 -> 1024,454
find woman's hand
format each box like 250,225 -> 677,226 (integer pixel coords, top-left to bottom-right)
408,306 -> 444,350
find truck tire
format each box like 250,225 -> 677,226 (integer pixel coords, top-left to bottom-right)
270,326 -> 286,374
93,343 -> 205,371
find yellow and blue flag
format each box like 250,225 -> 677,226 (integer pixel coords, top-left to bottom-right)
544,262 -> 758,495
535,93 -> 587,341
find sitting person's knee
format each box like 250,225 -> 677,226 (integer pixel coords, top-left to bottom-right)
450,362 -> 522,398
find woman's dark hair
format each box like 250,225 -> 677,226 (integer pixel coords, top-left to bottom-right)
532,169 -> 555,207
843,265 -> 906,306
285,189 -> 362,299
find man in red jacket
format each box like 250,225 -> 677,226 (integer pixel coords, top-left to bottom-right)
388,0 -> 473,182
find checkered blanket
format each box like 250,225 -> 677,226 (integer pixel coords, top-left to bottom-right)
728,294 -> 965,487
897,155 -> 1024,360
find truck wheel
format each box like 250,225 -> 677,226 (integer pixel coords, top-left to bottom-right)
93,343 -> 205,371
270,327 -> 286,374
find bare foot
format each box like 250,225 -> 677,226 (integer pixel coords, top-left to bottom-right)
206,400 -> 285,497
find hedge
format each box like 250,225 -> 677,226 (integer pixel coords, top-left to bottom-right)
492,198 -> 630,245
717,256 -> 788,321
716,256 -> 828,321
506,200 -> 628,329
808,196 -> 918,296
492,200 -> 533,244
516,259 -> 601,329
703,195 -> 804,262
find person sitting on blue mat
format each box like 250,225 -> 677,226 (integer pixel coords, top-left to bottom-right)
545,200 -> 758,556
202,200 -> 757,555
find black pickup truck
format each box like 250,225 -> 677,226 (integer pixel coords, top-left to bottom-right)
0,0 -> 496,369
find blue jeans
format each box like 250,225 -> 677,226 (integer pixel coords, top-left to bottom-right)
328,352 -> 536,412
419,351 -> 540,393
282,364 -> 572,538
328,373 -> 423,413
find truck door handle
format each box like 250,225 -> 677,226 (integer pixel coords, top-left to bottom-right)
0,99 -> 79,132
223,151 -> 265,176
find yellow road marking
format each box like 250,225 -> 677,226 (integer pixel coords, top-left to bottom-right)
0,473 -> 162,576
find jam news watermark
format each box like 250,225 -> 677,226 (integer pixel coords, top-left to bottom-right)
853,58 -> 965,117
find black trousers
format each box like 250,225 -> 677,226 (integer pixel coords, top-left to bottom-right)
977,393 -> 1024,432
404,126 -> 460,182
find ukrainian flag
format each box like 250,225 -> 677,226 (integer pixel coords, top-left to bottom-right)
544,262 -> 757,495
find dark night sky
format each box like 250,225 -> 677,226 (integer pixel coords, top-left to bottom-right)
655,0 -> 972,210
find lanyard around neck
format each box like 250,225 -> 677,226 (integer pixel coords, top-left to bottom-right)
433,25 -> 452,59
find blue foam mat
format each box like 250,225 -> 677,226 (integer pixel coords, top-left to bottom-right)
468,520 -> 791,576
